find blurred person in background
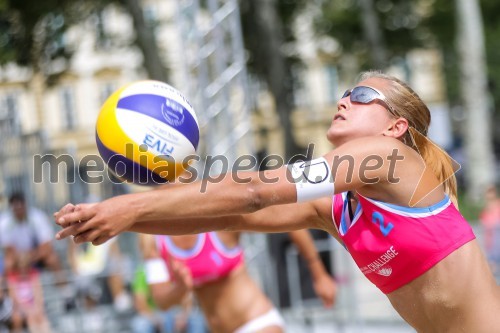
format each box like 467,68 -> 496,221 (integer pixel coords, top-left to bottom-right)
0,192 -> 62,278
480,185 -> 500,274
139,228 -> 335,333
131,239 -> 203,333
7,252 -> 52,333
67,236 -> 133,313
0,272 -> 13,333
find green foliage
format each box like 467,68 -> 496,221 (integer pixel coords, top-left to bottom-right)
423,0 -> 500,148
315,0 -> 364,54
458,192 -> 483,223
277,0 -> 307,42
316,0 -> 427,69
240,0 -> 307,78
420,0 -> 460,106
0,0 -> 111,71
482,0 -> 500,116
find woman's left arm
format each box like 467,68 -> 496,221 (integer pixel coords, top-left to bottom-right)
55,166 -> 295,244
288,229 -> 337,308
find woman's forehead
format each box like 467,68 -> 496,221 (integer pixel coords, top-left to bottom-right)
357,77 -> 390,91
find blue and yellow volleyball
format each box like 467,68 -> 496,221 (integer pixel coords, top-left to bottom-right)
96,80 -> 199,185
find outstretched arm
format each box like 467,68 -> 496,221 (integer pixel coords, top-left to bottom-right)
55,137 -> 415,245
128,200 -> 329,234
289,229 -> 337,308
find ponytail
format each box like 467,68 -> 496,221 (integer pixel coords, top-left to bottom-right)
408,127 -> 458,206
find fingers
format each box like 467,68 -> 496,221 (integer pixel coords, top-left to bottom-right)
322,296 -> 333,308
56,224 -> 112,246
73,229 -> 102,244
53,203 -> 76,222
55,204 -> 95,228
55,222 -> 90,240
170,261 -> 193,289
314,278 -> 337,308
92,235 -> 113,246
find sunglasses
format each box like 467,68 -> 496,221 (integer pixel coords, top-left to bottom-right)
341,86 -> 397,116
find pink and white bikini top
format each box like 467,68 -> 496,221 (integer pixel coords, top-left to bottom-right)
332,191 -> 475,294
156,232 -> 244,287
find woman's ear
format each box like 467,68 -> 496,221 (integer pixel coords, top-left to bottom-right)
383,117 -> 409,139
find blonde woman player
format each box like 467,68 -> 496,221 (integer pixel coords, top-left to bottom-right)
56,71 -> 500,332
138,229 -> 335,333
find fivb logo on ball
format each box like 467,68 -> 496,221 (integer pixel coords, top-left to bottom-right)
96,80 -> 200,185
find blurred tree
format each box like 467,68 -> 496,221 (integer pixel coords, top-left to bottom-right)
456,0 -> 495,203
0,0 -> 168,128
359,0 -> 387,68
425,0 -> 500,118
0,0 -> 77,69
315,0 -> 426,70
423,0 -> 498,201
240,0 -> 308,159
482,0 -> 500,159
0,0 -> 89,126
0,0 -> 168,82
119,0 -> 168,82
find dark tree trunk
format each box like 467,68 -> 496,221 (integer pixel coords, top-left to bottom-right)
122,0 -> 168,82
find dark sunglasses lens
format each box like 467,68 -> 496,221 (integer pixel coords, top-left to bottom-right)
350,86 -> 381,104
341,90 -> 351,99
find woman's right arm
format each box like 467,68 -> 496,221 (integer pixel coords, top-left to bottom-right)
139,234 -> 192,311
149,280 -> 190,311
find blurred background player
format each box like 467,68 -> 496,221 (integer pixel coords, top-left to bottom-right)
67,237 -> 133,313
0,192 -> 63,279
132,240 -> 205,333
480,185 -> 500,275
139,228 -> 336,333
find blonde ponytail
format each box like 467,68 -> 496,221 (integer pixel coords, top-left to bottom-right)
408,127 -> 458,206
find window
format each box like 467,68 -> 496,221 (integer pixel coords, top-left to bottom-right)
143,5 -> 157,28
291,65 -> 308,107
101,173 -> 129,199
0,92 -> 20,135
60,86 -> 76,130
5,175 -> 27,198
67,166 -> 89,203
100,82 -> 116,104
325,65 -> 339,104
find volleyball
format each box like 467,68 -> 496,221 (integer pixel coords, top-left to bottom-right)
96,80 -> 199,185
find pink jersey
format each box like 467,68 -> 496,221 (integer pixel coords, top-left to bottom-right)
332,192 -> 475,294
156,232 -> 244,286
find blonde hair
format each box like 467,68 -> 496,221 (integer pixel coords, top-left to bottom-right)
358,71 -> 458,203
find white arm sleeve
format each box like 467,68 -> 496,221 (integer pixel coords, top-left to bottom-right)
288,157 -> 335,202
145,258 -> 171,284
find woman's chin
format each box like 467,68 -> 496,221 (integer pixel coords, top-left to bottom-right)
326,129 -> 342,145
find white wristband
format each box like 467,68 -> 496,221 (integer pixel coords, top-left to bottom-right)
145,258 -> 170,284
289,157 -> 335,202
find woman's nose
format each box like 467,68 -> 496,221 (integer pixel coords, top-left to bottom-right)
337,98 -> 349,112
